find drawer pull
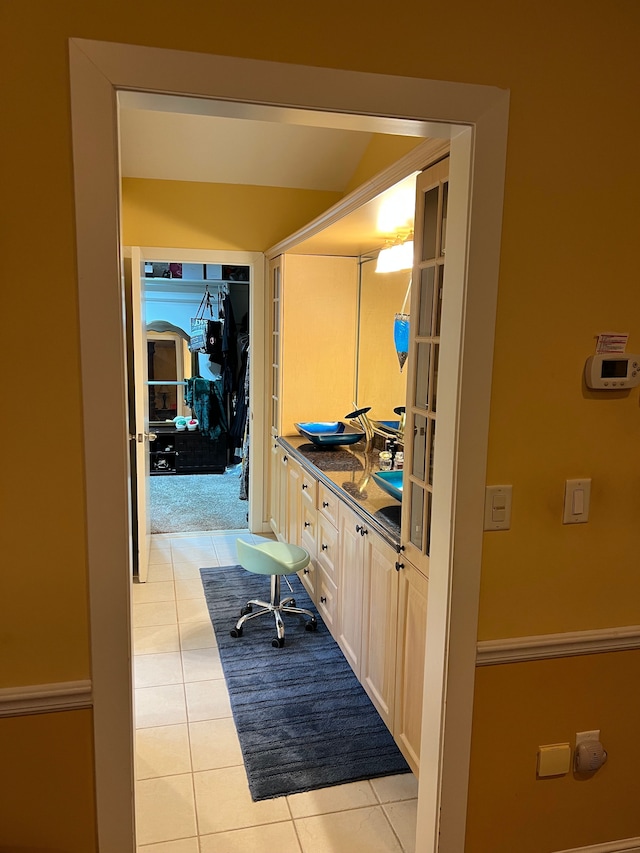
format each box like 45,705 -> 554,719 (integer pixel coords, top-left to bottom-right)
322,500 -> 329,508
395,561 -> 405,572
303,567 -> 310,575
355,524 -> 363,533
321,543 -> 328,551
302,483 -> 308,490
320,596 -> 327,604
304,521 -> 311,528
283,455 -> 288,463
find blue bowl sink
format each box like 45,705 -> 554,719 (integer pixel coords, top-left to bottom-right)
373,470 -> 403,502
295,421 -> 365,447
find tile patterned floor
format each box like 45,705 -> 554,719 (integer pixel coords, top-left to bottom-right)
134,530 -> 418,852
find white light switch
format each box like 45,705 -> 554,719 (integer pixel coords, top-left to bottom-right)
563,478 -> 591,524
484,485 -> 512,530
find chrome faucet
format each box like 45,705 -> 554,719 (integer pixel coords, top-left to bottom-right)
345,405 -> 375,450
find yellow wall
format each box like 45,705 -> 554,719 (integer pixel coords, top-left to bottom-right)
467,651 -> 640,853
3,1 -> 640,850
0,710 -> 97,852
122,178 -> 343,251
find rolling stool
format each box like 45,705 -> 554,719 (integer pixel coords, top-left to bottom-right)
230,536 -> 318,648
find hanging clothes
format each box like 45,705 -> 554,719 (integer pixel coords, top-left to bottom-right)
239,344 -> 250,502
184,376 -> 227,440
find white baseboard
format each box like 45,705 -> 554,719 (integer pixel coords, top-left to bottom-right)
555,839 -> 640,853
0,680 -> 92,717
477,625 -> 640,666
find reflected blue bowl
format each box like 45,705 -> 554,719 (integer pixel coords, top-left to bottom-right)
373,420 -> 401,433
295,421 -> 365,447
373,470 -> 403,502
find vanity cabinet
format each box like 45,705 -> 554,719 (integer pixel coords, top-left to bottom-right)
337,502 -> 399,732
394,557 -> 429,775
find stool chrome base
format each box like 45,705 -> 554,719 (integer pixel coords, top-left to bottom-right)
230,574 -> 317,648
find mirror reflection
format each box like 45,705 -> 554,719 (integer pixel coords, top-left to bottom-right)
356,253 -> 410,434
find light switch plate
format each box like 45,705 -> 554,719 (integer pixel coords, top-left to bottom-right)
563,478 -> 591,524
484,485 -> 512,530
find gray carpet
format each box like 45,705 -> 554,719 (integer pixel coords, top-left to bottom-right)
200,564 -> 411,801
150,467 -> 248,533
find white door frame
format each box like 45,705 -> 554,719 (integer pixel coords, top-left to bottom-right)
69,38 -> 508,853
133,246 -> 267,535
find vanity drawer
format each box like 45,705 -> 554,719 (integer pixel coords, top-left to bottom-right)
316,567 -> 338,636
300,470 -> 318,508
318,482 -> 339,527
298,557 -> 316,600
317,513 -> 339,583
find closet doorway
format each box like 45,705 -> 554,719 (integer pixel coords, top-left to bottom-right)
128,246 -> 265,583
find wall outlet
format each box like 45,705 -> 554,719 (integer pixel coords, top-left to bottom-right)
576,729 -> 600,747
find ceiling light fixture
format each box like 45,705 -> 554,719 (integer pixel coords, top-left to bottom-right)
375,233 -> 414,273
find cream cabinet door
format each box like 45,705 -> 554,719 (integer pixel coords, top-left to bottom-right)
361,532 -> 399,732
394,558 -> 429,776
337,503 -> 365,676
286,455 -> 302,547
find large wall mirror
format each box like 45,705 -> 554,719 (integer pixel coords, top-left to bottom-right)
355,253 -> 410,430
146,322 -> 197,424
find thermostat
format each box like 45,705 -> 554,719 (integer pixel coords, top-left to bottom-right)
584,354 -> 640,389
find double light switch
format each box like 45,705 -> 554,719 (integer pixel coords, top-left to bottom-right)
484,485 -> 512,531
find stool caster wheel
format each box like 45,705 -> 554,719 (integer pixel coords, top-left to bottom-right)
240,604 -> 252,616
272,637 -> 285,649
230,626 -> 243,638
289,599 -> 296,608
305,618 -> 317,632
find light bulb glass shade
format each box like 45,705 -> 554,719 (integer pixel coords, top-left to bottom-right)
375,239 -> 414,273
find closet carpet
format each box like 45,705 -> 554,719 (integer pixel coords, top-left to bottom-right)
150,468 -> 248,533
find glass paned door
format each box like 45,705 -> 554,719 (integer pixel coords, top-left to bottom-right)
402,158 -> 449,572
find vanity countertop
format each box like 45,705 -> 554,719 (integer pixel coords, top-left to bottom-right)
278,434 -> 402,548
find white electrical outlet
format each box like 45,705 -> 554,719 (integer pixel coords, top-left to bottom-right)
576,729 -> 600,746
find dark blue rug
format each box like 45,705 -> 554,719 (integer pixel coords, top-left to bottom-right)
200,564 -> 411,801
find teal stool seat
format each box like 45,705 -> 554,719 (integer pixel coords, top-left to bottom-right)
231,536 -> 317,648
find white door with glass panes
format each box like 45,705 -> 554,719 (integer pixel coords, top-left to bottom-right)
401,158 -> 449,576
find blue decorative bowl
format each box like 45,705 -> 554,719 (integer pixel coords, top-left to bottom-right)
373,470 -> 403,502
295,421 -> 365,447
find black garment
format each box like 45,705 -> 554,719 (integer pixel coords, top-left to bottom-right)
183,376 -> 227,440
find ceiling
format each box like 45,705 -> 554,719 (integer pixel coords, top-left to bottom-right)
118,93 -> 430,255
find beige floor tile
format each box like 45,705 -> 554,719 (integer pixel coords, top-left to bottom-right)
181,648 -> 223,682
177,597 -> 211,624
148,549 -> 173,567
135,684 -> 187,729
287,780 -> 378,818
173,561 -> 206,580
189,717 -> 243,771
185,679 -> 232,722
136,724 -> 192,779
135,774 -> 197,846
134,652 -> 184,689
171,535 -> 214,551
134,624 -> 181,655
383,800 -> 417,853
199,821 -> 301,853
138,839 -> 199,853
179,620 -> 217,651
133,581 -> 176,605
193,765 -> 290,835
146,563 -> 174,582
294,806 -> 403,853
175,578 -> 204,600
370,773 -> 419,803
133,601 -> 178,628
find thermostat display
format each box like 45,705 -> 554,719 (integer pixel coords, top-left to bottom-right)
585,354 -> 640,389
